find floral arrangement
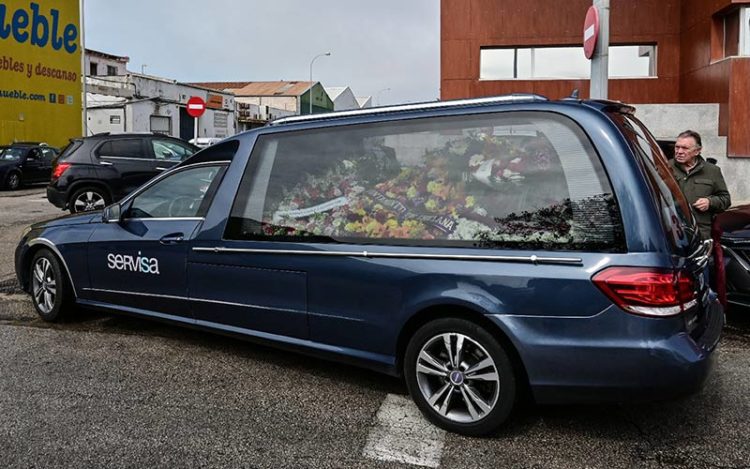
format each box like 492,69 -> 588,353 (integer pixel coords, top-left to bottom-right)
264,132 -> 571,243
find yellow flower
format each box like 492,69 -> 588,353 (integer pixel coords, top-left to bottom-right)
407,187 -> 418,199
365,220 -> 380,234
465,196 -> 475,208
345,222 -> 362,232
425,199 -> 438,211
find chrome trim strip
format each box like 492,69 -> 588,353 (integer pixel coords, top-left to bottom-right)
83,288 -> 186,301
28,238 -> 78,297
728,300 -> 750,308
192,247 -> 583,265
100,156 -> 164,162
724,246 -> 750,273
269,94 -> 548,126
124,217 -> 204,222
723,238 -> 750,245
82,288 -> 306,315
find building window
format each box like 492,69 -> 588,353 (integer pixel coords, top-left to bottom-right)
109,115 -> 121,124
89,62 -> 98,76
718,7 -> 750,58
725,8 -> 741,57
150,115 -> 171,135
479,45 -> 657,80
107,65 -> 117,76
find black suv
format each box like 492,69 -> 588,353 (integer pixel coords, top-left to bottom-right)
0,143 -> 58,190
48,133 -> 197,213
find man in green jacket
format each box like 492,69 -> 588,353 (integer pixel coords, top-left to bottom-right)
670,130 -> 731,239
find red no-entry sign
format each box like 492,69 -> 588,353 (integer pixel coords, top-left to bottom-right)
583,6 -> 600,59
186,96 -> 206,118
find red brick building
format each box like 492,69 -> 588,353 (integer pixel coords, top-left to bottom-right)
441,0 -> 750,157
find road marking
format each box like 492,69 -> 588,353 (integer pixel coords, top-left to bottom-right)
363,393 -> 446,468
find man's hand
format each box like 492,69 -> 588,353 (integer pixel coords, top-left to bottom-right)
693,197 -> 711,212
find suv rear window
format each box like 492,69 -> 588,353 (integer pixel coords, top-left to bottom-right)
608,112 -> 697,254
227,111 -> 625,252
57,140 -> 83,161
97,139 -> 145,158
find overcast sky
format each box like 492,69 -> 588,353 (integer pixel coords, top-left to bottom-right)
84,0 -> 440,105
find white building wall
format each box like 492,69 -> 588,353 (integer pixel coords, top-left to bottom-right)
87,108 -> 126,134
85,54 -> 128,76
327,88 -> 360,111
85,75 -> 237,139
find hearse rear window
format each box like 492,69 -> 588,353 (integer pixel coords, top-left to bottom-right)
226,112 -> 625,251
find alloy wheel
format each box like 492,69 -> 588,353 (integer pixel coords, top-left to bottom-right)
415,332 -> 501,424
7,173 -> 20,190
73,190 -> 106,212
31,257 -> 56,315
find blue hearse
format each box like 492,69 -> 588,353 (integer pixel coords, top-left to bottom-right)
15,95 -> 724,436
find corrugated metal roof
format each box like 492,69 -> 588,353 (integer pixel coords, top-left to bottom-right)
191,81 -> 314,96
189,82 -> 253,92
234,81 -> 314,97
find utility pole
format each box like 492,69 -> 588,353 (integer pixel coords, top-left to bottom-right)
590,0 -> 610,99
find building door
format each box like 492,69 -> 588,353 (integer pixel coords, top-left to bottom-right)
179,107 -> 193,142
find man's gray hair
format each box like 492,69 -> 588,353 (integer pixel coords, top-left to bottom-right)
678,130 -> 702,149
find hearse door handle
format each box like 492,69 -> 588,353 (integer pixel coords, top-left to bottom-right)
99,161 -> 113,166
160,233 -> 184,245
156,166 -> 170,171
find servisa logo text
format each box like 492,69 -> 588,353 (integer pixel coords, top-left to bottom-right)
107,252 -> 160,275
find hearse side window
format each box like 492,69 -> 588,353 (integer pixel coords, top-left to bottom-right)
609,112 -> 696,253
226,112 -> 624,251
125,165 -> 224,219
97,139 -> 145,158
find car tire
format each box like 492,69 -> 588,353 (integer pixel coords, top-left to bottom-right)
404,317 -> 517,437
4,171 -> 21,190
29,249 -> 74,322
69,186 -> 110,213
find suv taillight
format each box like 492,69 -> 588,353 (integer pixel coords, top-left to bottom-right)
52,162 -> 71,180
592,267 -> 697,317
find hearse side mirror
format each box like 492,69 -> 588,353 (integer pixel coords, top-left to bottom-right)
103,203 -> 121,223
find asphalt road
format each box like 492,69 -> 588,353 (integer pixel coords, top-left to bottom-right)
1,188 -> 749,469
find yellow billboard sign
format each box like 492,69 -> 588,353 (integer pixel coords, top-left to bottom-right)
0,1 -> 82,147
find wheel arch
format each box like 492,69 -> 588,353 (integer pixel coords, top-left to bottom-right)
22,240 -> 78,298
67,181 -> 113,205
4,168 -> 23,187
395,304 -> 530,391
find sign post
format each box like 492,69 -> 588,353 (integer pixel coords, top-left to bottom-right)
585,1 -> 609,99
186,96 -> 206,143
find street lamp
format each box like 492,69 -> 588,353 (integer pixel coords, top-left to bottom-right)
376,87 -> 391,106
309,52 -> 331,114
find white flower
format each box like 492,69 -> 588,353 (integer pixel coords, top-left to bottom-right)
449,218 -> 491,240
469,154 -> 485,167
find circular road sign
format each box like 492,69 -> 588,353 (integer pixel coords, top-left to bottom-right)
186,96 -> 206,118
583,6 -> 600,59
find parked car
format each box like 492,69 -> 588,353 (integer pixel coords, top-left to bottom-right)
717,205 -> 750,310
0,142 -> 58,190
15,95 -> 723,436
189,137 -> 223,148
47,133 -> 198,213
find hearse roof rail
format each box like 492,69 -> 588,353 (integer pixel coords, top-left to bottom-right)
268,93 -> 549,126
